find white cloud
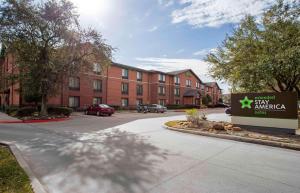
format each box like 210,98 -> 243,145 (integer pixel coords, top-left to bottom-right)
148,26 -> 158,32
193,48 -> 217,57
171,0 -> 285,28
135,57 -> 230,93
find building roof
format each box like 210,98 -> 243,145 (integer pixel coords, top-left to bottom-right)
111,62 -> 149,72
205,82 -> 222,90
168,69 -> 204,84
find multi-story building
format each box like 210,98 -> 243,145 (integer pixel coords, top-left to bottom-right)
0,57 -> 222,109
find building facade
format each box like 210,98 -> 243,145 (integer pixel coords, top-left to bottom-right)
0,57 -> 222,109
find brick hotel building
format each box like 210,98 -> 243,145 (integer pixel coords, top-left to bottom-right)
0,54 -> 222,109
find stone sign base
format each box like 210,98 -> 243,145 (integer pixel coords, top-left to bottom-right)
232,116 -> 298,135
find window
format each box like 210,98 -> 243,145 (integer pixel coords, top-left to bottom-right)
175,100 -> 180,105
137,71 -> 142,81
69,96 -> 79,108
196,82 -> 200,89
69,77 -> 80,90
93,80 -> 102,92
174,76 -> 180,85
121,98 -> 129,107
174,88 -> 180,96
93,97 -> 102,105
121,83 -> 129,94
206,87 -> 209,92
122,69 -> 128,79
201,85 -> 205,90
159,99 -> 166,106
186,79 -> 191,87
93,63 -> 102,74
136,99 -> 143,105
159,74 -> 166,82
158,86 -> 166,95
136,84 -> 143,96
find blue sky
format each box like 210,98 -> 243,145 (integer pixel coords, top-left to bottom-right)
70,0 -> 285,93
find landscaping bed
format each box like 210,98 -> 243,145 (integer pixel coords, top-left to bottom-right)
0,146 -> 34,193
165,109 -> 300,150
5,106 -> 73,121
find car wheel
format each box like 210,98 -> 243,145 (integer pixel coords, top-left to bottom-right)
84,111 -> 88,115
108,114 -> 112,116
96,111 -> 100,116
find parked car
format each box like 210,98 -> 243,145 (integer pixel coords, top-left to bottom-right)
85,104 -> 115,116
137,104 -> 148,113
225,107 -> 232,115
147,104 -> 167,113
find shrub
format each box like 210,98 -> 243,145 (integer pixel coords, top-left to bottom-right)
5,106 -> 19,115
186,108 -> 200,125
17,107 -> 37,117
47,107 -> 73,116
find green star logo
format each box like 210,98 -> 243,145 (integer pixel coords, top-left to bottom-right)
240,96 -> 253,109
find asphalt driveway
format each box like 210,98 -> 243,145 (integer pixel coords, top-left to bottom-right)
0,109 -> 299,193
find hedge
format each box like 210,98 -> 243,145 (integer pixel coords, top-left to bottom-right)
47,107 -> 73,116
17,107 -> 38,117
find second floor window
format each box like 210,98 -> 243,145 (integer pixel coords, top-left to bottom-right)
158,86 -> 166,95
174,88 -> 180,96
122,69 -> 128,79
137,71 -> 142,81
121,83 -> 129,94
159,74 -> 166,82
93,63 -> 102,74
69,77 -> 80,90
196,82 -> 200,88
93,80 -> 102,92
186,79 -> 191,87
174,76 -> 180,85
136,85 -> 143,96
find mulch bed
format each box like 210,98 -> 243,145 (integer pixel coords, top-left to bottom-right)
165,120 -> 300,150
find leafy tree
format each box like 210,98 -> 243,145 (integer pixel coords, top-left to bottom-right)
206,0 -> 300,97
202,94 -> 212,105
0,0 -> 113,115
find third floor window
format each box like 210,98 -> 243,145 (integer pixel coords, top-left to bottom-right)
186,79 -> 191,87
174,76 -> 180,85
159,74 -> 166,82
93,63 -> 102,74
137,71 -> 142,81
122,69 -> 129,79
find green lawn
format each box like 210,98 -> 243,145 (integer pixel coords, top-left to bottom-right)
0,146 -> 34,193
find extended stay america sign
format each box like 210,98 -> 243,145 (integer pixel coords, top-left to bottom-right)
231,92 -> 298,119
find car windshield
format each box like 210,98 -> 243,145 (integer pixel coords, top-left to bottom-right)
99,104 -> 110,108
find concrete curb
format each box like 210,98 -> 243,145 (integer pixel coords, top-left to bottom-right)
0,141 -> 49,193
163,124 -> 300,151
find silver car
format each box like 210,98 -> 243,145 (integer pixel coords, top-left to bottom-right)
147,104 -> 167,113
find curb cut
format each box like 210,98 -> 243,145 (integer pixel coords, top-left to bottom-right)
163,124 -> 300,151
0,141 -> 49,193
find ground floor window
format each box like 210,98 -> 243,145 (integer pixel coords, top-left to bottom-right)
93,97 -> 102,105
69,96 -> 80,108
175,99 -> 180,105
158,99 -> 166,106
121,98 -> 129,107
136,99 -> 143,105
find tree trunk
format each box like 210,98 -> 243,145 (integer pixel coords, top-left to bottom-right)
40,94 -> 48,116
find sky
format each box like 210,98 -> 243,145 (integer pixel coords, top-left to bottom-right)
70,0 -> 285,94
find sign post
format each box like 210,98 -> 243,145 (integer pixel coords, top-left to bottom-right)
231,92 -> 298,134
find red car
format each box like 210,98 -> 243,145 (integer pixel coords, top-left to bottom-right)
85,104 -> 115,116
